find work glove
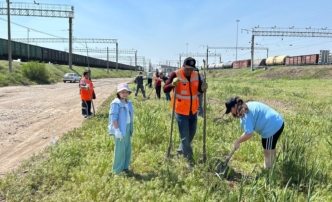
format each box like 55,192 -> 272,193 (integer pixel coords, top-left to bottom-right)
201,82 -> 208,91
114,128 -> 123,141
172,77 -> 181,86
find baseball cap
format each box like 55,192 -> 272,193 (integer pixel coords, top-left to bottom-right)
83,69 -> 90,75
183,57 -> 196,68
117,83 -> 132,94
225,97 -> 237,114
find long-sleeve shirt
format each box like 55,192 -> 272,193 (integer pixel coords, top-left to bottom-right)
155,76 -> 162,87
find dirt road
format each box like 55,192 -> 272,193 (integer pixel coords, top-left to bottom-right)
0,78 -> 133,177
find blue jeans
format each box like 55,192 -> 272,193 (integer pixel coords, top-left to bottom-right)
176,112 -> 197,163
165,93 -> 171,101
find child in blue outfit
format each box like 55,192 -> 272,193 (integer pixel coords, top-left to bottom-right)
108,83 -> 134,175
225,96 -> 284,168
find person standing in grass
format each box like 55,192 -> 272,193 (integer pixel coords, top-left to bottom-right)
108,83 -> 134,175
225,96 -> 284,168
163,57 -> 208,169
79,69 -> 94,118
154,72 -> 162,99
134,71 -> 146,98
159,72 -> 170,101
146,71 -> 153,88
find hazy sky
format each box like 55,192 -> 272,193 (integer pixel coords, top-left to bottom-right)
1,0 -> 332,70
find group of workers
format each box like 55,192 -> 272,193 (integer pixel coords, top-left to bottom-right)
79,57 -> 284,176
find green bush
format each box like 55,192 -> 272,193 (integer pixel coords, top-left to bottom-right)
21,61 -> 49,83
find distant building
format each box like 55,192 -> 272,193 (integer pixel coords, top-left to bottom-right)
157,65 -> 178,76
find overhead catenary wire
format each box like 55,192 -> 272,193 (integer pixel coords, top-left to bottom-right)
0,17 -> 86,48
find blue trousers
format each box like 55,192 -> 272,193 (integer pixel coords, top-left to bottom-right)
176,112 -> 197,163
113,124 -> 132,174
165,93 -> 171,101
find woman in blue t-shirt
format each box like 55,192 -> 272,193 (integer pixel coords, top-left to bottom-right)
225,96 -> 284,168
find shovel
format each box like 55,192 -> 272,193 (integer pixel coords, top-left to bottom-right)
146,87 -> 155,99
214,148 -> 236,178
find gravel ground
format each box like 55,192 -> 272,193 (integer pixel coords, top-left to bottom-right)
0,78 -> 133,177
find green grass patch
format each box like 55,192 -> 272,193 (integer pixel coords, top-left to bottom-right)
0,60 -> 138,87
0,66 -> 332,201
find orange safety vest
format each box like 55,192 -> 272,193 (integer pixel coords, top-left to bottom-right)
170,69 -> 199,115
80,77 -> 94,101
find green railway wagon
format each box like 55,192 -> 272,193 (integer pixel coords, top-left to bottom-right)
29,45 -> 36,60
11,41 -> 21,59
20,43 -> 28,60
29,44 -> 42,61
0,38 -> 8,59
35,46 -> 42,61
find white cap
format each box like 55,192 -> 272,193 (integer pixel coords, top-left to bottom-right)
117,83 -> 131,94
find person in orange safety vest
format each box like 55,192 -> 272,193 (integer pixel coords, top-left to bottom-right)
80,70 -> 94,118
163,57 -> 208,169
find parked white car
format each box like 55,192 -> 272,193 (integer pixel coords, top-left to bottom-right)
62,73 -> 81,83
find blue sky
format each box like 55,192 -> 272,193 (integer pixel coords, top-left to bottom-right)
1,0 -> 332,70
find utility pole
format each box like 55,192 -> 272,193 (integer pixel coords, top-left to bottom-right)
107,47 -> 109,73
186,43 -> 188,54
236,20 -> 240,61
7,0 -> 12,73
27,28 -> 30,61
85,42 -> 89,67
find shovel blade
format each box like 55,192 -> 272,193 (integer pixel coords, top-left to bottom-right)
214,159 -> 229,175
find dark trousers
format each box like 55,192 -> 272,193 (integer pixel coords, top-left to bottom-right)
135,84 -> 146,98
146,78 -> 152,88
155,86 -> 161,99
82,100 -> 92,115
165,93 -> 171,101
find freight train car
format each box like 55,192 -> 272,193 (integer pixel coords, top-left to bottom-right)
207,63 -> 224,69
0,38 -> 137,71
285,54 -> 319,66
223,61 -> 233,69
233,59 -> 250,68
252,59 -> 266,68
215,63 -> 223,69
266,55 -> 289,65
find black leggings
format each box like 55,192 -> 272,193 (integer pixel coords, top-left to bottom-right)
262,122 -> 284,150
155,86 -> 161,99
82,100 -> 92,115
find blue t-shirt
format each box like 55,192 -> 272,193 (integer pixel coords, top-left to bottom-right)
240,102 -> 284,138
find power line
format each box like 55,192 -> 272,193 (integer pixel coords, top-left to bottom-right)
0,17 -> 66,39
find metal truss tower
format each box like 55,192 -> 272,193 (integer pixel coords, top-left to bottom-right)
179,52 -> 221,69
248,27 -> 332,71
208,46 -> 269,58
0,2 -> 74,72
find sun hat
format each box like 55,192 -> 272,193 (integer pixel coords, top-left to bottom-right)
117,83 -> 132,94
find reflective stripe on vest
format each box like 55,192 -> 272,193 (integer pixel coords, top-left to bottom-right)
176,94 -> 198,100
80,78 -> 94,101
173,69 -> 199,115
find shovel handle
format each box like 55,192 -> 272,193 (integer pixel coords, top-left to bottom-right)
224,148 -> 236,165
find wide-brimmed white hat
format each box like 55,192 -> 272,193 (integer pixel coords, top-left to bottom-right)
117,83 -> 131,94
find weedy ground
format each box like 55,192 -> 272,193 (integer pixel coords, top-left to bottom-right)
0,60 -> 137,86
0,65 -> 331,201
